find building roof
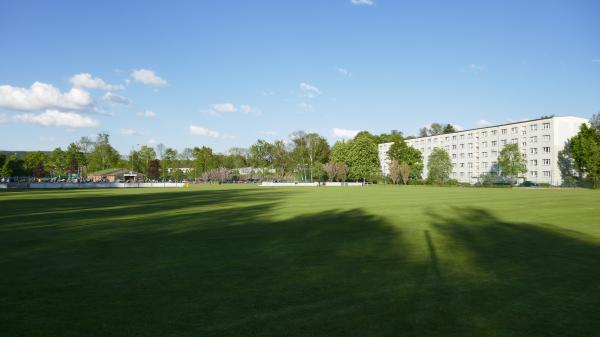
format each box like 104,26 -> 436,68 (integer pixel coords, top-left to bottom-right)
397,115 -> 588,142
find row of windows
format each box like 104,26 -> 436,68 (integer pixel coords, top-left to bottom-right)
409,122 -> 552,145
450,170 -> 552,178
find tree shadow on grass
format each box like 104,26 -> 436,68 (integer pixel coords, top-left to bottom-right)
1,190 -> 599,337
426,207 -> 600,337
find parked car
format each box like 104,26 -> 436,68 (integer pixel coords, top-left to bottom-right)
520,181 -> 538,187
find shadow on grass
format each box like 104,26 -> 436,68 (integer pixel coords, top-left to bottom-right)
1,189 -> 599,337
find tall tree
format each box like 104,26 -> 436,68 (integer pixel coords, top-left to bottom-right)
399,162 -> 410,185
443,124 -> 457,134
138,146 -> 157,174
330,141 -> 350,165
1,154 -> 26,178
388,160 -> 401,184
324,162 -> 337,182
270,140 -> 290,178
387,141 -> 423,179
192,146 -> 217,178
347,135 -> 380,182
49,148 -> 68,177
335,162 -> 349,182
570,123 -> 600,188
66,143 -> 86,175
427,148 -> 453,184
87,134 -> 121,172
164,148 -> 178,177
249,140 -> 273,179
24,151 -> 49,178
147,159 -> 161,179
498,143 -> 527,184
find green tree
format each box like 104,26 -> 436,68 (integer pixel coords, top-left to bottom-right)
387,141 -> 423,179
427,148 -> 453,184
249,140 -> 273,179
570,123 -> 600,188
164,148 -> 178,178
498,143 -> 527,184
49,148 -> 68,177
1,154 -> 26,178
24,151 -> 49,178
270,140 -> 290,178
66,143 -> 86,175
138,146 -> 157,174
443,124 -> 457,134
376,130 -> 403,144
330,141 -> 350,165
347,135 -> 380,182
87,134 -> 121,172
557,140 -> 580,187
192,146 -> 217,180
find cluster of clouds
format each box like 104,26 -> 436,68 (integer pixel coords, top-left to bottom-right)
351,0 -> 374,5
0,69 -> 167,129
203,102 -> 258,116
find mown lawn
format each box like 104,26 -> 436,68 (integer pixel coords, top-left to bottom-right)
1,185 -> 599,337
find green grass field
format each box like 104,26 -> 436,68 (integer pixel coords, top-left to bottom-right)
1,185 -> 599,337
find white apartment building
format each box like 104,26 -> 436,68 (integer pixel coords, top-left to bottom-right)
378,116 -> 588,186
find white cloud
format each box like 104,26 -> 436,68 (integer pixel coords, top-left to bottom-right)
137,110 -> 156,118
69,73 -> 121,91
351,0 -> 374,5
190,125 -> 220,137
466,63 -> 485,73
240,104 -> 253,114
0,82 -> 93,111
203,102 -> 261,116
336,67 -> 352,77
120,128 -> 143,136
299,102 -> 314,112
477,119 -> 492,127
131,69 -> 167,86
147,139 -> 158,145
332,127 -> 359,139
103,92 -> 131,105
299,82 -> 321,97
208,102 -> 237,115
13,109 -> 99,128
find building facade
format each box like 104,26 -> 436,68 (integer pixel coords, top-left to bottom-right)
378,116 -> 588,186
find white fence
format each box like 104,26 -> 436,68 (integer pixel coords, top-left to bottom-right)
0,183 -> 7,189
260,182 -> 364,187
28,182 -> 186,189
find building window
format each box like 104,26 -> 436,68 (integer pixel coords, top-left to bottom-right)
468,162 -> 473,168
491,150 -> 498,156
530,159 -> 538,166
530,136 -> 537,143
452,154 -> 457,159
531,124 -> 538,131
530,171 -> 538,177
460,153 -> 465,158
543,147 -> 550,153
468,153 -> 473,158
482,162 -> 488,168
512,138 -> 518,144
460,144 -> 465,149
543,159 -> 550,165
511,127 -> 518,134
482,131 -> 487,137
491,140 -> 497,146
452,145 -> 457,150
543,171 -> 551,177
501,129 -> 507,135
452,136 -> 457,141
543,135 -> 550,142
482,141 -> 488,148
501,139 -> 507,145
531,148 -> 538,154
460,135 -> 465,140
492,130 -> 498,135
482,152 -> 488,157
543,122 -> 550,129
460,163 -> 465,168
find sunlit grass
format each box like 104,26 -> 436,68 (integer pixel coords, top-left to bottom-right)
1,185 -> 599,336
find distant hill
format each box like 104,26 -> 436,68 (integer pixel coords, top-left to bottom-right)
1,151 -> 52,159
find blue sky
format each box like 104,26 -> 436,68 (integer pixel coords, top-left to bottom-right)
1,0 -> 599,153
